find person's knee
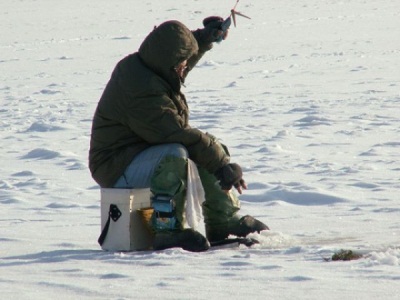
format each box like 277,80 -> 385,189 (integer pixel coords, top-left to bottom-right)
165,143 -> 188,159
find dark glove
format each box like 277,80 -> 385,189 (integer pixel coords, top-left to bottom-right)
215,163 -> 246,192
192,16 -> 228,51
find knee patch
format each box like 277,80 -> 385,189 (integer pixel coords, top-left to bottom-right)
151,156 -> 187,196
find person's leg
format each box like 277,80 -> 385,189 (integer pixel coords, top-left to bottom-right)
113,143 -> 188,189
198,166 -> 241,225
149,152 -> 209,251
199,167 -> 269,242
113,143 -> 208,251
150,155 -> 187,230
113,143 -> 188,229
198,167 -> 240,240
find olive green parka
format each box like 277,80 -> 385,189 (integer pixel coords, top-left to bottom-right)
89,21 -> 229,187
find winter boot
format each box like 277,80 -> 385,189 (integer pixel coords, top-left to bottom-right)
153,229 -> 210,252
206,215 -> 269,242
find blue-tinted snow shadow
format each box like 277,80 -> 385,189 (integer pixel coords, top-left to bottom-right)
1,249 -> 114,267
241,188 -> 347,206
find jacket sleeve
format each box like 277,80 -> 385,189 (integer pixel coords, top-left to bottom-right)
122,92 -> 229,173
183,35 -> 209,78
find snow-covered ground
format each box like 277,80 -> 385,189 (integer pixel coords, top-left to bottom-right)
1,0 -> 399,299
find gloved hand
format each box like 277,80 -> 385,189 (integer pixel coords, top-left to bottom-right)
215,163 -> 247,194
192,16 -> 228,51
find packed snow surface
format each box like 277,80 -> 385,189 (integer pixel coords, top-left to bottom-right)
1,0 -> 399,299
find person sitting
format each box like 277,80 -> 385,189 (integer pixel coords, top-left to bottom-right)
89,17 -> 268,252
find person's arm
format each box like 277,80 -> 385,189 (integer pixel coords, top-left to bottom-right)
185,17 -> 228,77
127,95 -> 246,194
123,92 -> 229,173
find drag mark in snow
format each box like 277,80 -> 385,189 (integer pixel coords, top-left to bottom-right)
24,121 -> 65,132
99,273 -> 129,279
21,148 -> 61,160
293,115 -> 332,127
11,171 -> 35,177
242,187 -> 346,206
37,89 -> 61,95
348,182 -> 380,189
287,276 -> 313,282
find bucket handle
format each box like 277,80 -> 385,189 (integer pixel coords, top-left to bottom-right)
98,204 -> 122,246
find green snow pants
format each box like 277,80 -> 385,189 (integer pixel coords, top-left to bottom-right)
150,156 -> 241,232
